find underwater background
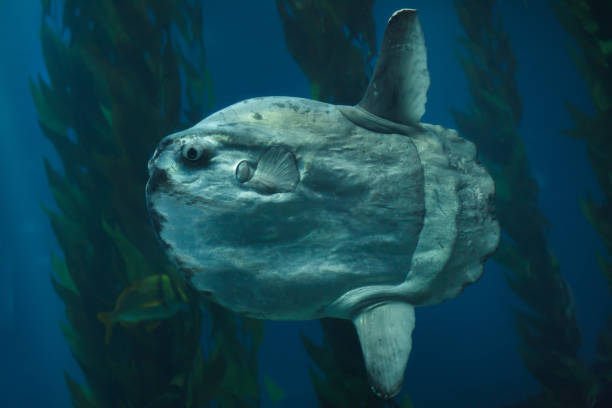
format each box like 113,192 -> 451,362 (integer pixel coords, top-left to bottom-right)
0,0 -> 610,407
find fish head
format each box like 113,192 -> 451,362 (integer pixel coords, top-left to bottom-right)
146,99 -> 308,270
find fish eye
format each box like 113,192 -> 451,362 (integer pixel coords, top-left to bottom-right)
181,141 -> 215,166
182,144 -> 203,161
235,160 -> 253,183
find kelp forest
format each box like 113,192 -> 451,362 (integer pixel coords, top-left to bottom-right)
31,0 -> 611,407
32,1 -> 261,406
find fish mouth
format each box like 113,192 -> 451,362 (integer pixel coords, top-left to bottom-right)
145,189 -> 167,244
146,168 -> 169,196
145,167 -> 176,243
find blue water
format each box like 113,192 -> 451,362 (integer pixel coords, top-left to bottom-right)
1,1 -> 609,407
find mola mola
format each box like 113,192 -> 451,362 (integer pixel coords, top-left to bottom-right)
146,9 -> 500,399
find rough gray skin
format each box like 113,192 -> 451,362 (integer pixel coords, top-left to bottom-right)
146,9 -> 500,399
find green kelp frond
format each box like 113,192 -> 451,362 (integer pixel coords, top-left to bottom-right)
275,0 -> 376,104
263,374 -> 286,404
33,0 -> 261,406
453,0 -> 598,406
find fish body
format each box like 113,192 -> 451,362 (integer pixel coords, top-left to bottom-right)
147,96 -> 429,320
146,9 -> 499,398
98,274 -> 187,342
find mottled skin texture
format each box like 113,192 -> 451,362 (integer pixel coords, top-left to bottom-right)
146,97 -> 427,320
145,9 -> 500,399
146,96 -> 498,321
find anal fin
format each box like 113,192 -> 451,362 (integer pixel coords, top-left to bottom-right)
353,302 -> 415,399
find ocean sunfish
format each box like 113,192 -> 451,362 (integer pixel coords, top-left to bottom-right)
146,9 -> 499,399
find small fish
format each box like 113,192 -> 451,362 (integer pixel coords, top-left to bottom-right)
97,274 -> 188,343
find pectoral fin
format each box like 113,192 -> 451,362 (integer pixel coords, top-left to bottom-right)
246,146 -> 299,194
353,302 -> 415,399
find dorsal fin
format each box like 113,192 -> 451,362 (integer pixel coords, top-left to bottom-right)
359,9 -> 430,126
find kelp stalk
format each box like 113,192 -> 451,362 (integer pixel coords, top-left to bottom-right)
453,0 -> 598,406
31,0 -> 261,406
551,0 -> 612,404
